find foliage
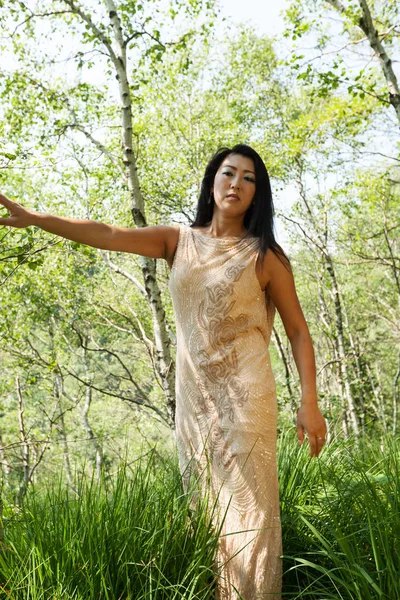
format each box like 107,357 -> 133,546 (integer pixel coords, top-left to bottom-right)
283,0 -> 400,120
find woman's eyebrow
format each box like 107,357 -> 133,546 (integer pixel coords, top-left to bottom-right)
222,164 -> 256,175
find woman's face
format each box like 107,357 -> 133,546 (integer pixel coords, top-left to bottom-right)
211,153 -> 256,219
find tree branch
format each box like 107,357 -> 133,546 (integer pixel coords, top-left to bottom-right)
102,252 -> 147,296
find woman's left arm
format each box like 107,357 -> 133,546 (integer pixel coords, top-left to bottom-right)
265,249 -> 327,457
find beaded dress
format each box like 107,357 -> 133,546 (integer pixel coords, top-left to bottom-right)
168,224 -> 282,599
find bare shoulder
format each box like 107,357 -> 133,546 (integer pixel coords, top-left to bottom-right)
256,246 -> 291,291
266,246 -> 291,277
165,224 -> 181,269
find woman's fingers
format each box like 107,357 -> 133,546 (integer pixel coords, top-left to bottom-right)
311,433 -> 327,456
0,199 -> 13,223
307,436 -> 322,457
0,194 -> 33,228
0,193 -> 15,211
0,216 -> 22,227
0,194 -> 17,219
309,437 -> 317,457
296,421 -> 305,446
312,435 -> 325,457
296,405 -> 327,457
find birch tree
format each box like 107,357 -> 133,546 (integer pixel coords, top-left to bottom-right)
0,0 -> 217,425
325,0 -> 400,125
284,0 -> 400,130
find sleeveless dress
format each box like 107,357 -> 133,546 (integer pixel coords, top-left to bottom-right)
168,224 -> 282,599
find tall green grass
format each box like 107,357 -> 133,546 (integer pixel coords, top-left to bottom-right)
1,435 -> 399,599
0,450 -> 219,599
279,432 -> 400,599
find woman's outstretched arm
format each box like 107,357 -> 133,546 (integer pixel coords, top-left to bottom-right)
0,193 -> 178,260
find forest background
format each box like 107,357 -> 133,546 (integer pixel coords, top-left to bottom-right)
0,0 -> 399,597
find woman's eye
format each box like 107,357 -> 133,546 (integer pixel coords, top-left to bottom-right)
222,171 -> 255,183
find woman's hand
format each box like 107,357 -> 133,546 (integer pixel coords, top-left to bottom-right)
0,194 -> 37,228
296,401 -> 327,457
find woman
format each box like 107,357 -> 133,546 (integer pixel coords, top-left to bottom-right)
0,144 -> 326,599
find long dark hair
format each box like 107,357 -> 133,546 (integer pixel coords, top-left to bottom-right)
191,144 -> 289,267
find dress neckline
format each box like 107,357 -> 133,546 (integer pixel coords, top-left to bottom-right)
189,225 -> 252,243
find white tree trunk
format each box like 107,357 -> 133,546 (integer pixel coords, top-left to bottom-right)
326,0 -> 400,124
63,0 -> 177,424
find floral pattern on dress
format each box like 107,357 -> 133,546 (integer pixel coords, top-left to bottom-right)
197,263 -> 250,423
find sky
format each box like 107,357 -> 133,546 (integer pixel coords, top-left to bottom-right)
219,0 -> 288,37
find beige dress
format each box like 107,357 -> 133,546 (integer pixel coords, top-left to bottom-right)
168,224 -> 282,599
